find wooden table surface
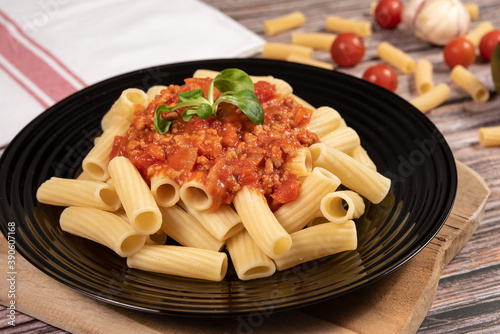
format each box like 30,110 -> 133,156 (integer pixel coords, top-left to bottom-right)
1,0 -> 499,333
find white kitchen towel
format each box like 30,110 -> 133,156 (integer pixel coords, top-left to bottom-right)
0,0 -> 265,146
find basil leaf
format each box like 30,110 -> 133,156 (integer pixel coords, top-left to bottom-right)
154,104 -> 173,134
178,88 -> 205,102
153,68 -> 264,134
212,68 -> 255,94
197,103 -> 213,119
221,89 -> 264,124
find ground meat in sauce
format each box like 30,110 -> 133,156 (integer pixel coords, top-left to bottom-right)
109,77 -> 319,211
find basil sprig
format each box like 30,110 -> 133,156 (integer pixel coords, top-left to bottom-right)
153,68 -> 264,134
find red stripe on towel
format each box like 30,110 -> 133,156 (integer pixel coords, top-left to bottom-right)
0,10 -> 86,106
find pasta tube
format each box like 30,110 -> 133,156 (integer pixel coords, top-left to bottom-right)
262,43 -> 313,60
159,205 -> 224,252
450,65 -> 490,103
293,94 -> 315,110
233,186 -> 292,258
414,59 -> 434,95
465,3 -> 479,21
264,11 -> 306,36
309,143 -> 391,204
274,167 -> 341,233
409,83 -> 451,113
37,177 -> 121,212
179,202 -> 244,241
325,16 -> 372,37
82,116 -> 130,181
286,54 -> 334,70
179,180 -> 213,211
108,156 -> 162,235
308,106 -> 343,139
321,127 -> 361,154
377,42 -> 415,74
150,172 -> 180,207
292,32 -> 337,51
101,88 -> 149,131
273,221 -> 358,271
226,229 -> 276,280
465,21 -> 494,47
320,190 -> 365,224
349,146 -> 377,171
146,85 -> 167,102
281,147 -> 313,177
145,230 -> 168,245
127,245 -> 228,281
479,126 -> 500,147
60,206 -> 146,257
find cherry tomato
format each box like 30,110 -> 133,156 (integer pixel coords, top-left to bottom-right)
479,30 -> 500,62
362,64 -> 398,92
374,0 -> 403,29
443,37 -> 476,69
330,33 -> 365,67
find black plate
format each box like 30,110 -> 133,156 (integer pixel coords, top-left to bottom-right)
0,58 -> 457,316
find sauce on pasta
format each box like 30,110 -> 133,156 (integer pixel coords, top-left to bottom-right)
110,77 -> 319,211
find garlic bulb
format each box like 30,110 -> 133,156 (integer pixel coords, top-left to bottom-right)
402,0 -> 470,45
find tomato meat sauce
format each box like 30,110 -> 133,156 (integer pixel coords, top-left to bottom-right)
110,77 -> 319,211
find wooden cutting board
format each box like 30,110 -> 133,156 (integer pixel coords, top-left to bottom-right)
0,161 -> 490,334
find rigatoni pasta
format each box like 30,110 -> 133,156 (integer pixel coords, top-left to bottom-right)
479,126 -> 500,147
465,3 -> 479,21
286,54 -> 334,70
179,202 -> 243,241
325,15 -> 372,37
320,126 -> 361,154
281,147 -> 313,177
309,143 -> 391,204
274,167 -> 341,233
179,179 -> 213,211
450,65 -> 490,103
349,146 -> 377,171
465,21 -> 494,47
307,106 -> 343,139
292,32 -> 337,51
414,59 -> 434,95
377,42 -> 415,74
60,206 -> 146,257
264,11 -> 306,36
101,88 -> 149,131
262,42 -> 313,60
108,156 -> 162,235
273,221 -> 358,271
37,68 -> 392,282
36,177 -> 121,212
146,85 -> 167,102
233,186 -> 292,258
409,83 -> 451,113
159,205 -> 224,251
127,245 -> 228,281
82,116 -> 130,181
226,229 -> 276,280
320,191 -> 365,224
150,172 -> 180,207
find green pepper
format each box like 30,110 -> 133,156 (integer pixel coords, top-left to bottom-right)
491,42 -> 500,94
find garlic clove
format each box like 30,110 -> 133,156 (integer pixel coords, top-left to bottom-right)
413,0 -> 471,45
402,0 -> 426,29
